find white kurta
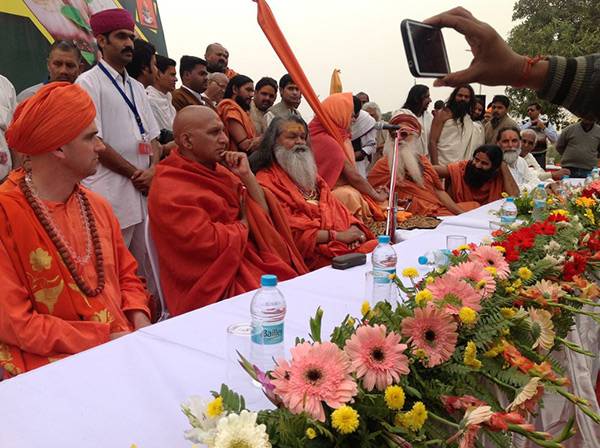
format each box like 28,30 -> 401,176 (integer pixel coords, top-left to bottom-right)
437,115 -> 484,166
0,75 -> 16,180
146,85 -> 176,131
508,156 -> 544,194
76,61 -> 159,229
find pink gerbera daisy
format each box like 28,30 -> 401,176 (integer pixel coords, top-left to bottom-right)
401,303 -> 458,367
271,341 -> 358,422
468,245 -> 510,280
447,262 -> 496,298
344,324 -> 409,391
427,275 -> 482,314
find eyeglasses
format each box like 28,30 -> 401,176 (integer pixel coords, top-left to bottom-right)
395,126 -> 420,139
210,79 -> 227,89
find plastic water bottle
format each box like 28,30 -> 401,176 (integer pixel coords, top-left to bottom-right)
418,250 -> 450,269
592,167 -> 600,181
560,175 -> 572,198
500,197 -> 518,224
532,184 -> 548,221
372,235 -> 398,277
250,275 -> 286,372
584,174 -> 594,186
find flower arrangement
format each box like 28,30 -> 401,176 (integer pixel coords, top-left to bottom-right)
182,182 -> 600,448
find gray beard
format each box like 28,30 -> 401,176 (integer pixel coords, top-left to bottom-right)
274,144 -> 318,192
384,138 -> 424,187
503,148 -> 519,166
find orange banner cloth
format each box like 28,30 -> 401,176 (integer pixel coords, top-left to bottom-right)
148,150 -> 307,316
256,164 -> 376,270
217,99 -> 257,152
0,186 -> 150,377
330,69 -> 342,94
447,160 -> 505,205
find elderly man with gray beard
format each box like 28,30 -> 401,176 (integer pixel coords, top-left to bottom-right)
250,114 -> 377,271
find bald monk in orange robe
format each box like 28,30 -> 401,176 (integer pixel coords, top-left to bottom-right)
309,93 -> 387,222
251,114 -> 377,270
148,106 -> 307,316
368,113 -> 479,216
217,75 -> 261,153
435,144 -> 518,205
0,83 -> 150,378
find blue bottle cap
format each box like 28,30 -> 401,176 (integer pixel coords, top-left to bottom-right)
378,235 -> 390,244
506,197 -> 514,202
260,275 -> 277,287
563,175 -> 570,179
418,255 -> 428,265
538,183 -> 544,188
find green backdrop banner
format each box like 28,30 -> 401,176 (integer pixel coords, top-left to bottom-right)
0,0 -> 167,95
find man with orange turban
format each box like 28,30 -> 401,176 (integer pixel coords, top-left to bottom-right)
309,93 -> 387,224
0,83 -> 151,378
368,112 -> 479,216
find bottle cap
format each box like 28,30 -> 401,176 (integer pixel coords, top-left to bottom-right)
260,275 -> 277,287
563,175 -> 570,179
538,183 -> 544,188
418,255 -> 428,265
506,197 -> 514,202
378,235 -> 390,244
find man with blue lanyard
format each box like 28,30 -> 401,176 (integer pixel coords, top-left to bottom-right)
76,8 -> 160,281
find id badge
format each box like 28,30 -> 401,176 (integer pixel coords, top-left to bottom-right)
138,140 -> 152,156
0,152 -> 7,165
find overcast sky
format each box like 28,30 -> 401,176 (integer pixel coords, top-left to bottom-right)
158,0 -> 518,119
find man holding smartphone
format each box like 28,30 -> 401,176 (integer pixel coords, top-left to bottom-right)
519,103 -> 558,169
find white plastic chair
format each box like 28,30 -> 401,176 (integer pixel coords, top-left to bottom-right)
144,219 -> 171,322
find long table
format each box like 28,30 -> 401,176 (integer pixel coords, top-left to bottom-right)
0,199 -> 596,447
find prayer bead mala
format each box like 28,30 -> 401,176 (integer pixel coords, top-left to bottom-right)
20,176 -> 105,297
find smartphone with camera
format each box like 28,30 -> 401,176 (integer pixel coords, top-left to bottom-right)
401,19 -> 450,78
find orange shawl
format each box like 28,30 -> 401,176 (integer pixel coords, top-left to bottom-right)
148,150 -> 307,316
217,99 -> 256,152
256,164 -> 376,270
447,160 -> 505,205
0,187 -> 149,377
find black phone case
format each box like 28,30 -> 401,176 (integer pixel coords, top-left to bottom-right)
400,19 -> 421,78
331,253 -> 367,270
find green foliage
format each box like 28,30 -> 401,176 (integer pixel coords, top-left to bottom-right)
211,384 -> 245,414
505,0 -> 600,126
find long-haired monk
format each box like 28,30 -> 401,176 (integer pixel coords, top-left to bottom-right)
0,83 -> 151,378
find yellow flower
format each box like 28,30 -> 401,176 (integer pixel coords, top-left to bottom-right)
389,272 -> 397,281
402,268 -> 419,279
331,405 -> 359,434
385,385 -> 406,410
495,246 -> 506,253
395,412 -> 408,428
425,276 -> 435,285
512,278 -> 522,288
585,208 -> 595,224
457,245 -> 471,251
464,341 -> 482,369
207,396 -> 223,418
306,428 -> 317,440
414,289 -> 433,306
361,301 -> 371,316
347,317 -> 355,327
501,192 -> 508,198
547,198 -> 554,205
501,308 -> 514,319
505,286 -> 515,293
550,209 -> 569,218
484,266 -> 497,277
459,307 -> 477,324
29,248 -> 52,272
502,328 -> 510,335
414,348 -> 427,358
576,197 -> 595,208
518,267 -> 532,280
407,402 -> 428,431
483,343 -> 505,358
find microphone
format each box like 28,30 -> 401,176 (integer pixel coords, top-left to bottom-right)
374,122 -> 403,131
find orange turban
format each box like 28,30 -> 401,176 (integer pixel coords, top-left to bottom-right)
6,82 -> 96,156
389,113 -> 422,136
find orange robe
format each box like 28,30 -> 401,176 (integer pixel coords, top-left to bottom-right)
0,186 -> 150,377
368,155 -> 478,216
447,160 -> 505,205
0,168 -> 25,193
217,99 -> 256,153
148,150 -> 307,316
256,164 -> 377,270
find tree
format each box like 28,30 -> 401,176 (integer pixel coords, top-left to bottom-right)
505,0 -> 600,129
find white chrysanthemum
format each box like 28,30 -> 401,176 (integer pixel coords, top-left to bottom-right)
542,254 -> 565,267
182,396 -> 224,444
543,240 -> 561,253
480,236 -> 492,245
554,221 -> 571,229
213,410 -> 271,448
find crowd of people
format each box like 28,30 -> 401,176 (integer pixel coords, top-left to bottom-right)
0,6 -> 599,378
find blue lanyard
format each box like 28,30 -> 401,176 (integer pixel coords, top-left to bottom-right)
98,62 -> 146,137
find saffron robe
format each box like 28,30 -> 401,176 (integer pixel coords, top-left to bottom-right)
0,186 -> 150,377
447,160 -> 505,205
368,155 -> 478,217
148,150 -> 307,316
0,167 -> 25,193
217,99 -> 256,153
256,164 -> 377,270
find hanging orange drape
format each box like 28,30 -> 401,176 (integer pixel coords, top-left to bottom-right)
330,69 -> 342,94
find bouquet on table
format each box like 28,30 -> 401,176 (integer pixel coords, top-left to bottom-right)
181,182 -> 600,448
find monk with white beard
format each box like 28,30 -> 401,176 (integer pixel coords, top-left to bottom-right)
251,115 -> 377,271
368,113 -> 479,216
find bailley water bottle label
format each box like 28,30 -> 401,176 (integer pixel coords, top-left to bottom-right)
252,323 -> 284,345
534,199 -> 546,209
500,215 -> 516,223
373,268 -> 394,284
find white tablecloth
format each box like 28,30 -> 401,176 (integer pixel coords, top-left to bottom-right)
0,199 -> 597,447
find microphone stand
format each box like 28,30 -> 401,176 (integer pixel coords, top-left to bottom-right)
385,131 -> 400,242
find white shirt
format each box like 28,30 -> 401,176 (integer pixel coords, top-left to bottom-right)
0,75 -> 16,180
393,109 -> 433,158
146,85 -> 176,131
508,156 -> 544,194
523,152 -> 552,181
182,85 -> 207,105
17,82 -> 44,103
76,61 -> 159,229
